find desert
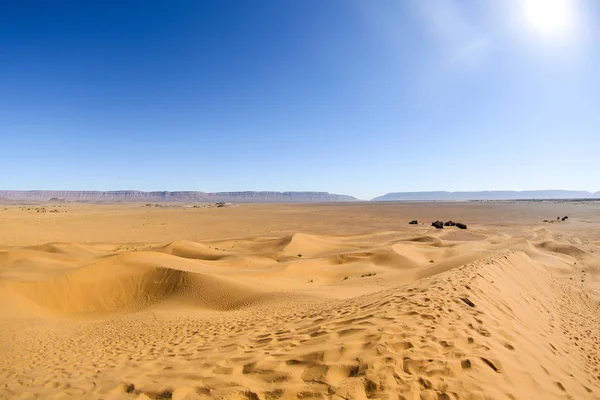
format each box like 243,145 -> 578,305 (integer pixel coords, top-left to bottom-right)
4,0 -> 599,398
1,201 -> 600,400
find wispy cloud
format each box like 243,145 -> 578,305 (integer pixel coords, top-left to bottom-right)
412,0 -> 492,68
413,0 -> 471,45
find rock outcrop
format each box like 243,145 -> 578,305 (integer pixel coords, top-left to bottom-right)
431,221 -> 444,229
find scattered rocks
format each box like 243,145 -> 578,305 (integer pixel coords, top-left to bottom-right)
544,216 -> 569,223
428,220 -> 467,229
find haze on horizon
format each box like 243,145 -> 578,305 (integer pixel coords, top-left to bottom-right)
1,0 -> 599,199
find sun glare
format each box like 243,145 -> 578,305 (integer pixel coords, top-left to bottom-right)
523,0 -> 576,37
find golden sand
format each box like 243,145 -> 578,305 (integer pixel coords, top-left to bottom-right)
1,202 -> 599,399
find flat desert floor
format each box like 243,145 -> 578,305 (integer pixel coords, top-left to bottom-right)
1,201 -> 600,400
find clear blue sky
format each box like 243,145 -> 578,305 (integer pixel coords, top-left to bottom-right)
1,0 -> 598,200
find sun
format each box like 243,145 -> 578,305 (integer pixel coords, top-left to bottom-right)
523,0 -> 576,37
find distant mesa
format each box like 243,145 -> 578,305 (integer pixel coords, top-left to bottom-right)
372,190 -> 600,201
0,190 -> 358,203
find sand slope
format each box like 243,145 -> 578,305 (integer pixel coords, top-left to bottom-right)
1,204 -> 600,399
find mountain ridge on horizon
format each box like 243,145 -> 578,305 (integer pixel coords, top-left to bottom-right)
0,190 -> 358,203
1,189 -> 600,203
372,190 -> 600,202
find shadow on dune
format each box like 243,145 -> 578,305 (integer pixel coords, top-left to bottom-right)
4,252 -> 273,316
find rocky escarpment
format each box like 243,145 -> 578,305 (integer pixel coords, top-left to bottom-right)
372,190 -> 600,201
0,190 -> 358,203
205,191 -> 357,202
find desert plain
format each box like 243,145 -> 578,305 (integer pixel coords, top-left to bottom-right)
1,201 -> 600,400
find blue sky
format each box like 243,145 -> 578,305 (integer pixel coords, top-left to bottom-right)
1,0 -> 598,200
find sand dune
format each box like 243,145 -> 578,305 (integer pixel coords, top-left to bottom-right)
2,251 -> 285,316
1,202 -> 600,399
162,240 -> 232,261
279,233 -> 362,258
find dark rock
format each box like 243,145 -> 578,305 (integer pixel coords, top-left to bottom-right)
444,221 -> 456,226
562,216 -> 568,221
409,220 -> 418,225
431,221 -> 444,229
456,223 -> 467,229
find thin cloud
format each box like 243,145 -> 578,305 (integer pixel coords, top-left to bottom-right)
413,0 -> 492,68
413,0 -> 471,45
